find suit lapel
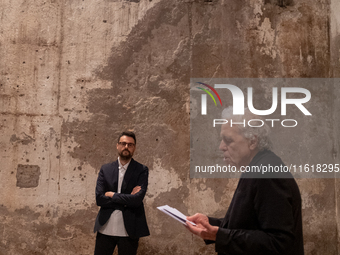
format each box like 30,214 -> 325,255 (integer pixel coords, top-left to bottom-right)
111,160 -> 119,192
121,158 -> 136,193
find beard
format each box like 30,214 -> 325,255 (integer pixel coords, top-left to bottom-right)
119,149 -> 133,160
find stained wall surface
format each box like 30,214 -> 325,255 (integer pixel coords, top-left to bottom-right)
0,0 -> 339,254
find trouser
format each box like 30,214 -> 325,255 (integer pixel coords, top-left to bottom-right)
94,232 -> 139,255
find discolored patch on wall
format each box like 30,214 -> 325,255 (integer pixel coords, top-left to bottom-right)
61,0 -> 332,176
62,0 -> 191,175
106,0 -> 141,2
16,164 -> 41,188
184,0 -> 219,3
264,0 -> 294,7
10,133 -> 35,145
56,205 -> 98,236
0,203 -> 98,255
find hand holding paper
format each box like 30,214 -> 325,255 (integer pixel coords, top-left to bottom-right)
157,206 -> 218,240
186,213 -> 218,241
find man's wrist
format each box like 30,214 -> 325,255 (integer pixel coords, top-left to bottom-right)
105,191 -> 115,198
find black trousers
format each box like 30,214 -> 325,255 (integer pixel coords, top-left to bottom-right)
94,232 -> 139,255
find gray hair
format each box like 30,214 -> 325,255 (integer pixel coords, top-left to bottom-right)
221,106 -> 272,151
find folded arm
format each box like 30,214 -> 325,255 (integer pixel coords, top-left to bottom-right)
95,166 -> 148,209
110,166 -> 148,208
95,167 -> 114,208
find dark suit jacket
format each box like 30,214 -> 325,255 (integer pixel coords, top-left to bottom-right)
207,150 -> 304,255
93,158 -> 150,238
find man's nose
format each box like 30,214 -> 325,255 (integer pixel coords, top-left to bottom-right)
219,140 -> 226,151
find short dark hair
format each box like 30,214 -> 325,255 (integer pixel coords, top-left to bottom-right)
118,131 -> 136,144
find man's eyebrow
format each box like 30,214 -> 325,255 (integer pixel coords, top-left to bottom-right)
221,135 -> 232,141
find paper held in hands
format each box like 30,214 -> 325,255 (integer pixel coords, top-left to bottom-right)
157,205 -> 196,226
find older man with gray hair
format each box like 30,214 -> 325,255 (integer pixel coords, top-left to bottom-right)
186,107 -> 304,255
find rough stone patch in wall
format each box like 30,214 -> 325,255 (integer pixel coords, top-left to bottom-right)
16,164 -> 41,188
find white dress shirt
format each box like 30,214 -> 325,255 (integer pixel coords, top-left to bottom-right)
99,157 -> 130,236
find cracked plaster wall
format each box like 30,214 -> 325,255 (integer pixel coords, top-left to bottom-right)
0,0 -> 339,254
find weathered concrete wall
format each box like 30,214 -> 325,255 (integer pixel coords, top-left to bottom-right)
0,0 -> 339,254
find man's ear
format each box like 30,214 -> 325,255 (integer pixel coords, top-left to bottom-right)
249,135 -> 258,150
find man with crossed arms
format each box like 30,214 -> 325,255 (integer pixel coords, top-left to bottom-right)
94,131 -> 149,255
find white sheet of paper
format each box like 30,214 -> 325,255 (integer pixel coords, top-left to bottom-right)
157,205 -> 196,226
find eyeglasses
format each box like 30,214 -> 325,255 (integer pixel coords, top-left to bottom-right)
118,142 -> 135,148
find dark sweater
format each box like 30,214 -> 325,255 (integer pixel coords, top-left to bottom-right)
208,150 -> 304,255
